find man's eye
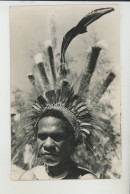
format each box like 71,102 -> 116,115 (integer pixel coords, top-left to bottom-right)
52,134 -> 63,142
38,134 -> 47,141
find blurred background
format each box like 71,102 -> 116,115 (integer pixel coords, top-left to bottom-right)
10,5 -> 121,180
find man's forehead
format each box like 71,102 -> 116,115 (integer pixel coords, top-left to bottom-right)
39,116 -> 66,126
38,116 -> 68,132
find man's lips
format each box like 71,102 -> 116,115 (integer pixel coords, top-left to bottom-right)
41,152 -> 58,156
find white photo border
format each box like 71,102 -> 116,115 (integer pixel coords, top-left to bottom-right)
0,1 -> 129,194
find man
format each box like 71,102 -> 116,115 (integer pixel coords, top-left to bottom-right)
12,7 -> 114,180
19,109 -> 97,180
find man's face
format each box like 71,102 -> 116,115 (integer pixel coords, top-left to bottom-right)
37,116 -> 75,166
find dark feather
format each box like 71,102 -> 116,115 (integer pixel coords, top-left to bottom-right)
99,72 -> 115,97
81,125 -> 93,130
78,109 -> 91,117
56,89 -> 61,103
78,114 -> 92,122
75,102 -> 85,111
45,90 -> 56,104
76,7 -> 114,33
37,62 -> 49,86
28,74 -> 35,86
87,47 -> 101,75
60,7 -> 114,65
75,104 -> 86,111
65,94 -> 79,109
69,95 -> 79,105
47,46 -> 56,86
69,98 -> 82,110
91,72 -> 116,108
77,47 -> 101,97
61,27 -> 77,64
37,95 -> 47,106
59,81 -> 72,104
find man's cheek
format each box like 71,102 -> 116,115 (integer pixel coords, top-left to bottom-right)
54,141 -> 65,152
61,142 -> 73,154
37,139 -> 43,149
60,141 -> 70,152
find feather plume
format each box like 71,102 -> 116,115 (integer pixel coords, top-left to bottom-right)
28,74 -> 41,96
37,62 -> 49,87
68,95 -> 79,108
81,128 -> 90,135
37,95 -> 47,106
47,45 -> 56,87
45,90 -> 56,104
90,72 -> 116,108
55,89 -> 61,103
12,7 -> 117,170
28,73 -> 35,86
99,72 -> 115,97
77,46 -> 101,96
60,7 -> 114,67
59,81 -> 72,104
81,124 -> 93,130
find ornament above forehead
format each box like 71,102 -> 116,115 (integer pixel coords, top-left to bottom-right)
12,7 -> 116,165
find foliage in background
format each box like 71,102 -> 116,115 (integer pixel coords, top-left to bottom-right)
11,18 -> 121,179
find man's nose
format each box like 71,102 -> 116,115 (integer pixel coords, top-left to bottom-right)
43,137 -> 55,151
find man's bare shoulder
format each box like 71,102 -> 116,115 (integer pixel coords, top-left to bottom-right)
19,168 -> 36,180
80,173 -> 97,180
78,166 -> 98,180
19,166 -> 44,181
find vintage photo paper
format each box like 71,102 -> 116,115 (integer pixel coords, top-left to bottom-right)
10,5 -> 121,180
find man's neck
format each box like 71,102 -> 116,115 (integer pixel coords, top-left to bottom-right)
44,159 -> 76,177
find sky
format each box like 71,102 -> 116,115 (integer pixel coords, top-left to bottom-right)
10,5 -> 119,91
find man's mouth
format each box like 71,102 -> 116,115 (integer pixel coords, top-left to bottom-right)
42,152 -> 57,156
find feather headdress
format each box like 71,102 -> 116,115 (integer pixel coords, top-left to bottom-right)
12,7 -> 115,167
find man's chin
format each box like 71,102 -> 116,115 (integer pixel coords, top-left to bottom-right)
41,155 -> 60,166
43,160 -> 60,166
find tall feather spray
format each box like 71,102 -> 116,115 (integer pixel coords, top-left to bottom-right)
12,7 -> 116,170
60,7 -> 114,77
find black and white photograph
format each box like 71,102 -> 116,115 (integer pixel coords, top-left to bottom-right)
10,5 -> 121,181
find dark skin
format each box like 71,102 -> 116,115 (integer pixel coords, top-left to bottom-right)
37,116 -> 75,177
